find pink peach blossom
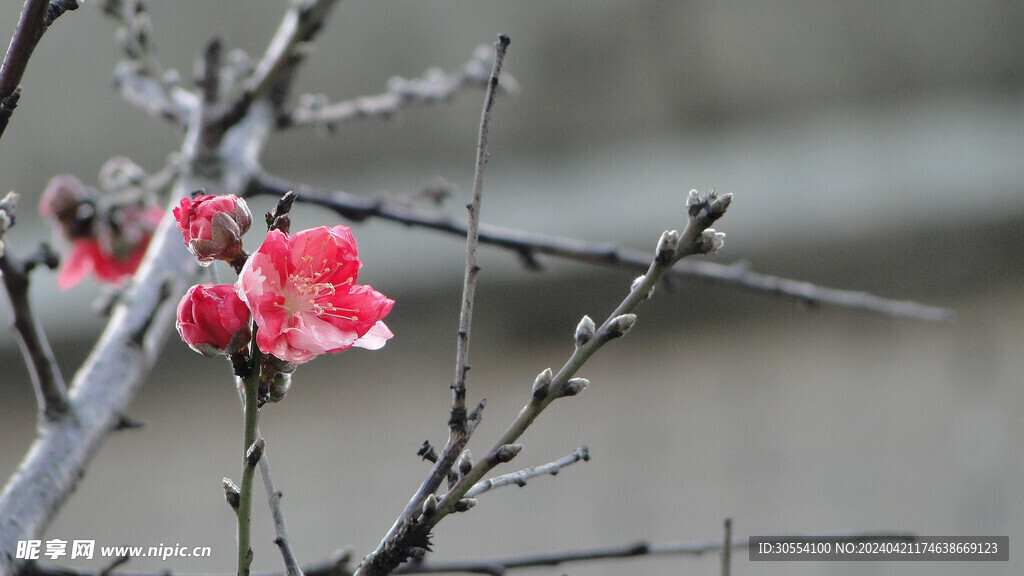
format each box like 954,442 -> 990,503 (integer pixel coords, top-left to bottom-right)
176,283 -> 251,358
236,225 -> 393,364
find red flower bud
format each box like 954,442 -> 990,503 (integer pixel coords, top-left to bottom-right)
173,194 -> 252,266
176,283 -> 251,358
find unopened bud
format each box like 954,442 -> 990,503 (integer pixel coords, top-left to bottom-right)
696,229 -> 726,255
575,315 -> 595,347
421,493 -> 438,517
563,377 -> 589,397
685,189 -> 701,208
494,443 -> 524,464
246,438 -> 265,467
631,275 -> 655,300
709,192 -> 732,217
607,314 -> 637,338
655,229 -> 679,263
453,498 -> 477,512
176,284 -> 251,358
268,372 -> 292,403
173,194 -> 252,266
223,478 -> 241,510
532,368 -> 553,398
458,449 -> 473,476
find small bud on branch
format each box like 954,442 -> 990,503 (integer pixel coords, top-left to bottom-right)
458,450 -> 474,476
607,314 -> 637,338
494,443 -> 523,464
245,438 -> 265,467
223,478 -> 241,511
575,315 -> 595,347
562,378 -> 589,397
532,367 -> 553,398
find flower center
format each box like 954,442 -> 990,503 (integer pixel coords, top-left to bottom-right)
279,256 -> 357,320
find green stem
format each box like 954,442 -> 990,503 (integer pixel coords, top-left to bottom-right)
237,371 -> 260,576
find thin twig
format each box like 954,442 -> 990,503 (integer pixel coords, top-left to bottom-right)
246,175 -> 953,322
259,454 -> 304,576
0,248 -> 68,418
721,518 -> 731,576
0,193 -> 68,419
354,35 -> 510,576
465,446 -> 588,498
103,0 -> 187,126
452,33 -> 508,432
279,47 -> 517,129
391,532 -> 915,575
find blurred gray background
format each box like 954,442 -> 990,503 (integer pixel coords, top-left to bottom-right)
1,2 -> 1023,575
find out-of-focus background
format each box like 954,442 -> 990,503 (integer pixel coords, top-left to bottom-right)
1,2 -> 1023,575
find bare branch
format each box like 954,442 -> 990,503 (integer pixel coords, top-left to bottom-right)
0,0 -> 79,139
18,532 -> 916,576
465,446 -> 589,498
105,0 -> 188,126
259,454 -> 304,576
216,0 -> 337,131
247,174 -> 953,322
430,191 -> 729,528
391,532 -> 914,575
112,60 -> 195,125
452,33 -> 508,432
721,518 -> 732,576
279,46 -> 517,130
0,89 -> 277,576
353,35 -> 510,576
0,193 -> 68,419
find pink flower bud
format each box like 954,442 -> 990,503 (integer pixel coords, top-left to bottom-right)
40,174 -> 93,239
176,283 -> 251,358
173,194 -> 252,266
236,225 -> 394,364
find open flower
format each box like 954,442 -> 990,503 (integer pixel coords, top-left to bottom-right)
176,283 -> 251,358
40,174 -> 164,289
174,194 -> 252,266
236,225 -> 393,364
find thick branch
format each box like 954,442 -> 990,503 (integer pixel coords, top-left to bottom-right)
0,190 -> 199,576
0,0 -> 77,139
0,100 -> 276,576
279,47 -> 515,129
247,175 -> 953,322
